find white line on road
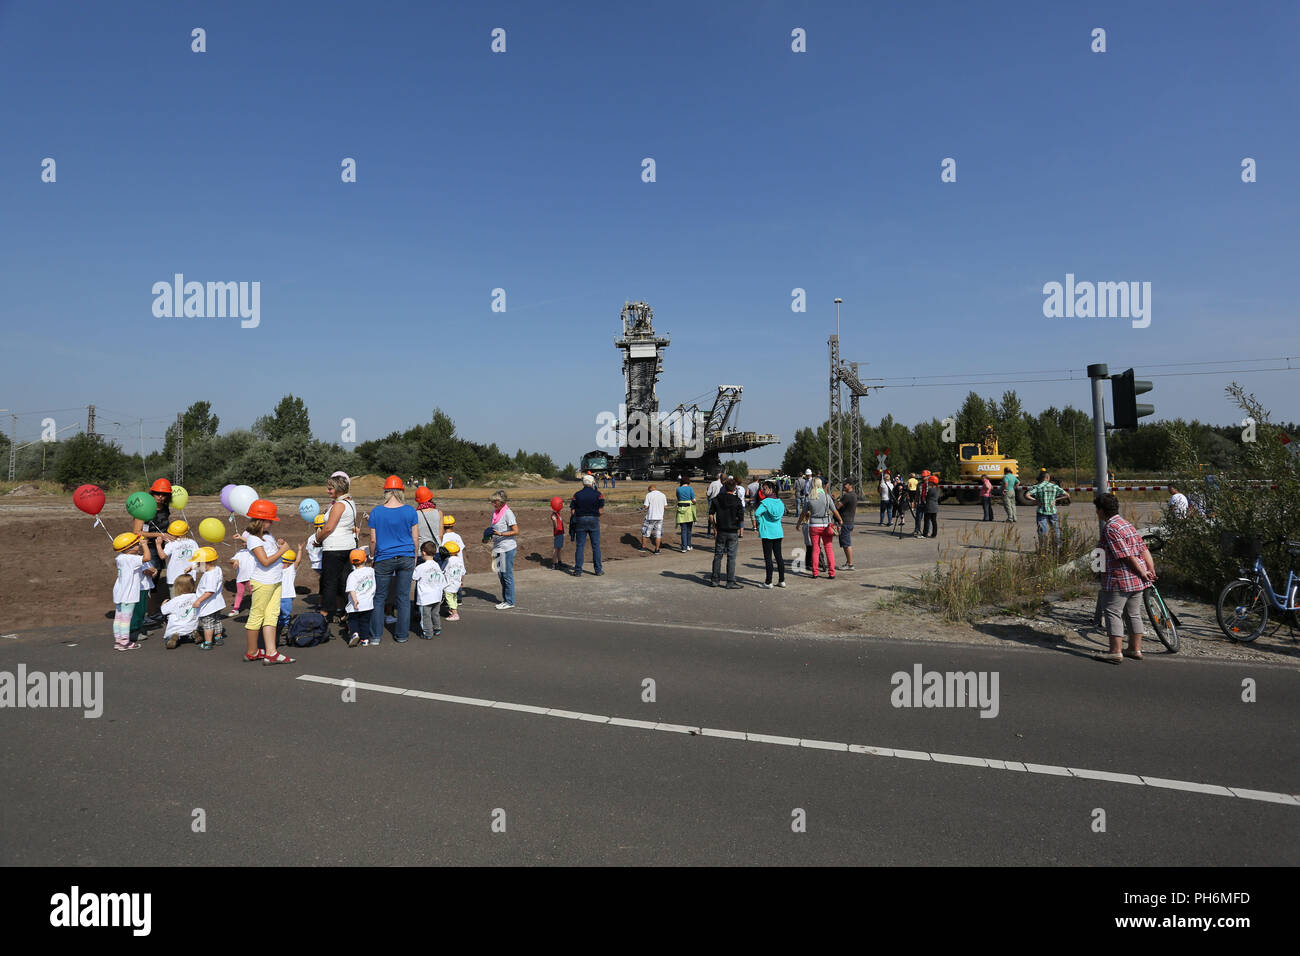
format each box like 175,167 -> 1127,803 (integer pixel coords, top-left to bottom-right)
296,674 -> 1299,807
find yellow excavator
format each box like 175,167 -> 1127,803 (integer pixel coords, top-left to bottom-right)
939,426 -> 1033,505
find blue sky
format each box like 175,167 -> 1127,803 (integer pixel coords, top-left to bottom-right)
2,1 -> 1297,467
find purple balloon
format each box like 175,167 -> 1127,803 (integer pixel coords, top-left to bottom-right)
219,483 -> 237,513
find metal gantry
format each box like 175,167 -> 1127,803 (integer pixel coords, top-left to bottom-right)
828,334 -> 874,494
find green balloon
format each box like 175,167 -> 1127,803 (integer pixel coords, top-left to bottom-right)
126,491 -> 157,522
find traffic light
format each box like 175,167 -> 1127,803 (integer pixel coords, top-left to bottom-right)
1110,368 -> 1153,429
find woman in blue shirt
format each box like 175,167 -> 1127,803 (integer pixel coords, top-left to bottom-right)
754,480 -> 787,588
675,477 -> 698,553
367,476 -> 419,643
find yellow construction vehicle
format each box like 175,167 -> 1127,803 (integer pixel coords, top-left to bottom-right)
941,426 -> 1033,505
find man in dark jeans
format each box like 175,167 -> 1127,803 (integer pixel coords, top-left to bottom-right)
708,477 -> 745,588
570,474 -> 605,576
923,476 -> 940,537
912,473 -> 928,537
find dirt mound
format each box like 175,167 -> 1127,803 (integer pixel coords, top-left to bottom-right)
5,484 -> 45,497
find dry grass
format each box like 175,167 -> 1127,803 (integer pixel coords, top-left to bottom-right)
915,517 -> 1094,621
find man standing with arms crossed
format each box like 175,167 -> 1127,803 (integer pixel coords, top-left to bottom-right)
639,483 -> 668,554
709,478 -> 746,588
1026,470 -> 1070,551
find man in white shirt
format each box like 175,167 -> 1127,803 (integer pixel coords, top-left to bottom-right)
1168,483 -> 1189,519
640,484 -> 668,554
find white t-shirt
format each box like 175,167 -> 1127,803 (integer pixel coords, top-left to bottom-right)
305,536 -> 323,569
1170,493 -> 1189,518
491,507 -> 518,554
242,532 -> 283,585
280,565 -> 297,599
441,554 -> 465,592
196,568 -> 226,617
706,479 -> 723,500
163,537 -> 199,584
747,481 -> 760,499
412,560 -> 447,605
442,531 -> 465,554
113,553 -> 146,605
345,566 -> 376,613
879,478 -> 891,501
233,550 -> 255,583
643,490 -> 667,521
160,594 -> 200,637
735,484 -> 746,505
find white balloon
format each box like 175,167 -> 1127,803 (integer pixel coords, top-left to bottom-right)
230,485 -> 259,517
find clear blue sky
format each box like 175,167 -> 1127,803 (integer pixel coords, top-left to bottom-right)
2,0 -> 1296,466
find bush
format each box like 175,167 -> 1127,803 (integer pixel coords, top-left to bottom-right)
1154,387 -> 1300,599
55,434 -> 134,491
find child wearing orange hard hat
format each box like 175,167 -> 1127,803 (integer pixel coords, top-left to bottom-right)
239,499 -> 295,665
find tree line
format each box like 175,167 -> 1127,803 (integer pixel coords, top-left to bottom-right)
1,397 -> 565,493
780,389 -> 1296,480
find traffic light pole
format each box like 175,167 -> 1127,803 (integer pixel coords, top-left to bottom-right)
1087,364 -> 1109,497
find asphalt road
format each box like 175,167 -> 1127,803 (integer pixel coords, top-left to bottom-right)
3,601 -> 1297,866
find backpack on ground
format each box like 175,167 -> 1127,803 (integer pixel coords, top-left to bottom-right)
287,611 -> 329,647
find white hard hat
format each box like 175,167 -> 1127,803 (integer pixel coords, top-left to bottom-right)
805,469 -> 812,475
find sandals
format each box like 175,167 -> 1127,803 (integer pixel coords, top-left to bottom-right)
1123,650 -> 1143,661
113,641 -> 141,651
1093,652 -> 1123,665
262,652 -> 295,666
244,649 -> 266,662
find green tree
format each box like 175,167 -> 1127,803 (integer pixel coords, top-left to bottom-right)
255,395 -> 311,443
993,391 -> 1034,469
560,462 -> 578,480
54,434 -> 133,490
163,401 -> 220,460
781,426 -> 826,477
722,459 -> 750,481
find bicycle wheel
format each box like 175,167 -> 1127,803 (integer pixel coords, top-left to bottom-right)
1216,580 -> 1269,643
1143,587 -> 1179,653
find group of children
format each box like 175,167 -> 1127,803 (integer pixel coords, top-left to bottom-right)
110,509 -> 467,652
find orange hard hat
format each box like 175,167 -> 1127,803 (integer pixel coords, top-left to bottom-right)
150,478 -> 173,494
929,475 -> 939,484
415,486 -> 433,504
246,499 -> 280,522
921,470 -> 930,478
384,475 -> 404,490
349,548 -> 368,565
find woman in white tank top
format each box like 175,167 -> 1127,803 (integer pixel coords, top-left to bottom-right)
313,474 -> 359,623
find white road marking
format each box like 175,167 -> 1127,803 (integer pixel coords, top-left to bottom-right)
296,674 -> 1299,807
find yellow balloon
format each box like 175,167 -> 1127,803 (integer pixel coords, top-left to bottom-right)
198,517 -> 226,544
171,485 -> 189,510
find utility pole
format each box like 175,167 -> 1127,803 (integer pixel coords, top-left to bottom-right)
848,361 -> 863,493
87,404 -> 96,438
1087,365 -> 1109,496
827,299 -> 843,489
7,414 -> 15,482
174,411 -> 184,484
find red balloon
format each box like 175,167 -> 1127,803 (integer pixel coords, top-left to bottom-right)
550,496 -> 563,512
74,484 -> 106,516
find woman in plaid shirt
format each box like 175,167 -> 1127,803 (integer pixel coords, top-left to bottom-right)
1093,493 -> 1156,664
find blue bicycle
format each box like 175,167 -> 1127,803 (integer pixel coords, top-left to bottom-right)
1216,534 -> 1300,643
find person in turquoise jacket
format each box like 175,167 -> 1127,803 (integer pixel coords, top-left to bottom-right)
754,479 -> 787,588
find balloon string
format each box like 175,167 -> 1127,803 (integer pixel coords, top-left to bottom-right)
92,516 -> 114,543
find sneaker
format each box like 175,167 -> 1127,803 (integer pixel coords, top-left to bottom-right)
385,615 -> 398,625
226,610 -> 239,617
844,564 -> 855,570
594,570 -> 604,575
165,635 -> 180,649
725,582 -> 744,590
708,579 -> 719,587
348,633 -> 362,647
572,569 -> 582,577
395,636 -> 409,643
495,602 -> 515,610
760,582 -> 773,589
776,580 -> 787,588
446,613 -> 460,621
360,639 -> 371,646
